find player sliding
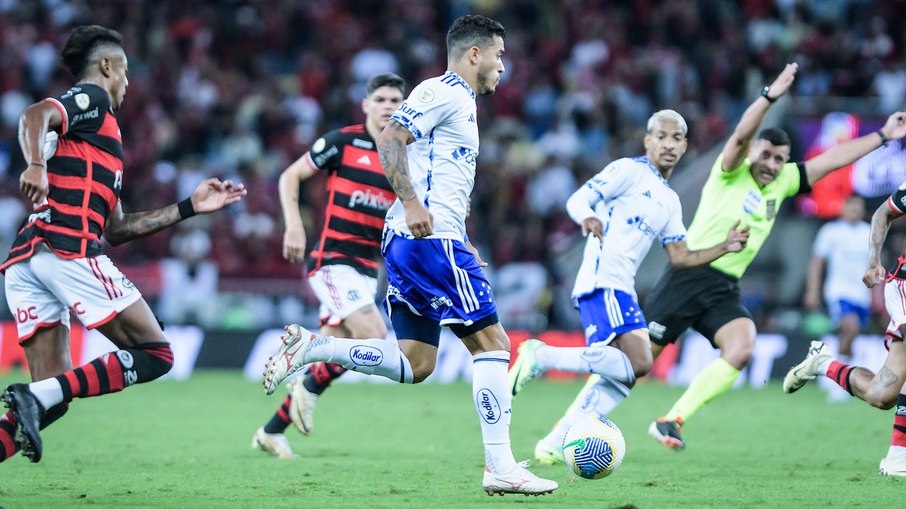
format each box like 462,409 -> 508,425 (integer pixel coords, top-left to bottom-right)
262,14 -> 557,496
784,179 -> 906,477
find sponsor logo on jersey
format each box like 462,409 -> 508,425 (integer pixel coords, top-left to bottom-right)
349,346 -> 383,366
430,295 -> 453,310
312,145 -> 339,167
75,93 -> 91,110
121,276 -> 135,289
451,147 -> 478,167
348,189 -> 394,211
397,102 -> 423,120
417,88 -> 435,103
626,216 -> 656,238
648,321 -> 666,339
347,289 -> 360,302
584,323 -> 598,340
743,190 -> 762,214
27,209 -> 52,224
357,155 -> 371,166
352,138 -> 373,149
476,388 -> 500,424
71,107 -> 99,125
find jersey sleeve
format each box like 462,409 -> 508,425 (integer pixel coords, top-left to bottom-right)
390,81 -> 456,141
306,129 -> 345,171
660,202 -> 687,246
778,161 -> 807,197
45,85 -> 110,137
812,224 -> 832,257
887,182 -> 906,215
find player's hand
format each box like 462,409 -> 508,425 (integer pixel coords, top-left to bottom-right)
19,164 -> 49,205
191,178 -> 247,213
879,111 -> 906,142
403,199 -> 433,239
725,220 -> 750,253
862,263 -> 886,288
582,217 -> 604,244
283,227 -> 306,263
765,62 -> 798,100
465,240 -> 488,267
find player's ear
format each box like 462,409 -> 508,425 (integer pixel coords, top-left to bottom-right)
469,45 -> 481,65
98,56 -> 112,78
361,98 -> 369,116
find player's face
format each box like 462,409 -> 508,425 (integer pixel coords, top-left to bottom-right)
475,36 -> 505,95
363,86 -> 404,131
644,120 -> 688,174
747,139 -> 791,186
841,196 -> 865,222
108,50 -> 129,110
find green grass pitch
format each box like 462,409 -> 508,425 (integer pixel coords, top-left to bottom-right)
0,370 -> 901,508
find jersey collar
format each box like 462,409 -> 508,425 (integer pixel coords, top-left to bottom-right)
633,155 -> 670,185
442,71 -> 475,99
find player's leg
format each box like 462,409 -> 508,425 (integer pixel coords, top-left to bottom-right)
880,382 -> 906,476
458,321 -> 557,495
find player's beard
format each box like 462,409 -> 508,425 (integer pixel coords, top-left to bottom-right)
477,69 -> 498,95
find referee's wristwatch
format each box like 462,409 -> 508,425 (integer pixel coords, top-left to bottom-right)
760,86 -> 777,103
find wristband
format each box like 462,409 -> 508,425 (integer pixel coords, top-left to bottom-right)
877,130 -> 889,146
177,197 -> 196,219
760,86 -> 777,103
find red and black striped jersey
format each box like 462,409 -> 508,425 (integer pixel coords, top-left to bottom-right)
305,124 -> 395,278
1,84 -> 124,272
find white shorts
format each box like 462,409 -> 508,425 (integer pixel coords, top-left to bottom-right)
884,278 -> 906,340
4,245 -> 142,342
307,264 -> 378,328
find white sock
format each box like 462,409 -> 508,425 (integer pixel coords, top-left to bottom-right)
535,343 -> 635,383
472,350 -> 518,474
29,377 -> 64,410
307,336 -> 414,383
539,376 -> 630,449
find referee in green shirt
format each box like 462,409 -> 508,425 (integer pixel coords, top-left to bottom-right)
645,62 -> 906,450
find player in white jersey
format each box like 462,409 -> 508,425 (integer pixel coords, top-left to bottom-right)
261,15 -> 557,496
804,194 -> 871,400
508,110 -> 749,464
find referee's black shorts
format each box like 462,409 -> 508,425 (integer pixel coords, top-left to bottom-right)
643,265 -> 753,347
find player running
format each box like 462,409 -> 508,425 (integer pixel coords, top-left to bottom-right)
508,110 -> 749,464
784,182 -> 906,477
0,25 -> 245,463
262,15 -> 558,496
252,73 -> 405,459
643,62 -> 906,451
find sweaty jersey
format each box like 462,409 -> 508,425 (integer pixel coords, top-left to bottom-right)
2,84 -> 124,273
687,153 -> 809,278
569,156 -> 686,300
812,219 -> 871,305
306,124 -> 395,278
384,71 -> 479,241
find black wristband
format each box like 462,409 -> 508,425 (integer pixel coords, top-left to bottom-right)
760,86 -> 777,103
177,197 -> 196,219
877,130 -> 889,146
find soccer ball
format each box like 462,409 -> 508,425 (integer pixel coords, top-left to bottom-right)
561,416 -> 626,479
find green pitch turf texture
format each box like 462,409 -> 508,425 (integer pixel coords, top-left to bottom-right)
0,370 -> 901,508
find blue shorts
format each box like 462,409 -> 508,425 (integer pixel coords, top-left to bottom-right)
384,234 -> 497,328
577,288 -> 646,346
828,299 -> 869,327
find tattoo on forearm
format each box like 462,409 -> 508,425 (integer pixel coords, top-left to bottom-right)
111,205 -> 181,243
378,123 -> 417,202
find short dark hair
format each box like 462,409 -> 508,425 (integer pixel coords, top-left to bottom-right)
446,15 -> 506,60
61,25 -> 123,79
366,73 -> 406,96
755,127 -> 791,147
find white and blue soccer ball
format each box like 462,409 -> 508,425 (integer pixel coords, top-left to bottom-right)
562,416 -> 626,479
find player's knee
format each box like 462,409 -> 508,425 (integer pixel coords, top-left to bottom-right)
630,351 -> 653,378
350,323 -> 388,341
723,342 -> 753,369
865,387 -> 897,409
133,342 -> 174,382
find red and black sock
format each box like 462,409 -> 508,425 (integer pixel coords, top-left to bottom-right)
893,394 -> 906,448
826,360 -> 854,395
0,412 -> 17,461
263,396 -> 292,434
54,342 -> 173,402
302,362 -> 347,395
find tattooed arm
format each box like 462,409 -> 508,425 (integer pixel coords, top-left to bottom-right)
862,202 -> 899,288
105,178 -> 246,246
377,120 -> 433,238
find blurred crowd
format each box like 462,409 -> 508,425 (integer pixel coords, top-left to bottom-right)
0,0 -> 904,330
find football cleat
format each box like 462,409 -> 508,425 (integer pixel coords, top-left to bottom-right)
287,378 -> 318,436
263,324 -> 317,395
1,383 -> 45,463
251,427 -> 298,459
508,339 -> 545,397
482,463 -> 558,496
880,451 -> 906,477
783,341 -> 831,394
533,440 -> 565,465
648,417 -> 685,451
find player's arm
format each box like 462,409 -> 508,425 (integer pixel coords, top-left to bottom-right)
278,155 -> 318,263
863,201 -> 903,288
565,184 -> 603,243
804,111 -> 906,186
377,119 -> 433,238
803,255 -> 826,309
18,101 -> 64,204
105,178 -> 246,246
663,220 -> 749,269
721,63 -> 798,172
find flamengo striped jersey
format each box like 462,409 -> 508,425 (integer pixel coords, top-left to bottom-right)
1,84 -> 124,273
305,124 -> 395,278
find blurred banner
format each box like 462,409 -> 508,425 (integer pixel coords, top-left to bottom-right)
0,322 -> 887,386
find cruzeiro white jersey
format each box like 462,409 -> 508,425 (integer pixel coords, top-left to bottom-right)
385,71 -> 478,241
812,219 -> 871,306
569,156 -> 686,301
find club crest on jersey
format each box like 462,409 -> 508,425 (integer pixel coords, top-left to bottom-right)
75,93 -> 90,110
417,88 -> 435,103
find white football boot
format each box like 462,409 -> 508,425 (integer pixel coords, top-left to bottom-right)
783,341 -> 831,394
288,377 -> 319,436
251,427 -> 298,459
263,324 -> 317,395
482,463 -> 558,496
880,447 -> 906,477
